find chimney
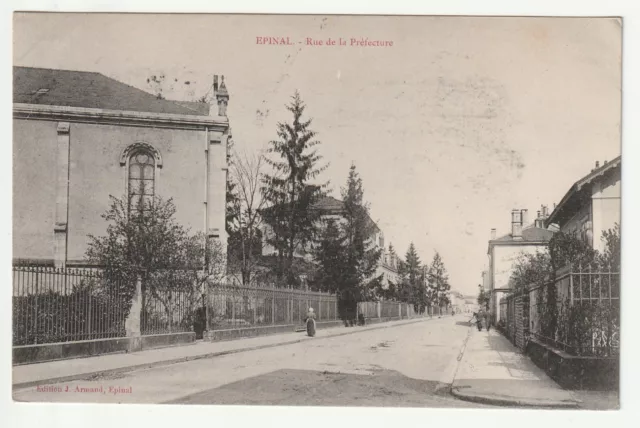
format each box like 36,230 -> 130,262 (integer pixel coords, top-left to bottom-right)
595,161 -> 600,168
604,160 -> 608,165
541,205 -> 548,218
490,228 -> 496,240
214,75 -> 229,117
521,209 -> 529,226
511,209 -> 523,239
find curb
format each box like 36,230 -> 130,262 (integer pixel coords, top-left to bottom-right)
449,329 -> 582,409
13,316 -> 438,390
434,324 -> 473,395
450,387 -> 581,409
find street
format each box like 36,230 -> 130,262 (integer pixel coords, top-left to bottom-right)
14,316 -> 491,407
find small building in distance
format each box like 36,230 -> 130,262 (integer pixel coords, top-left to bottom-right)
487,208 -> 555,324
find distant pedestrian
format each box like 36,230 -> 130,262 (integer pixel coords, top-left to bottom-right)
484,311 -> 491,331
305,307 -> 316,337
306,307 -> 316,321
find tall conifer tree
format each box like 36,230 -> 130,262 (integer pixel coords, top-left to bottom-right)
261,92 -> 328,287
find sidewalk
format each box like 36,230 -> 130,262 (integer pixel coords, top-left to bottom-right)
451,328 -> 581,408
13,316 -> 431,389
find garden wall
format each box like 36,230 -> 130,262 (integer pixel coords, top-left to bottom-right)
13,332 -> 196,365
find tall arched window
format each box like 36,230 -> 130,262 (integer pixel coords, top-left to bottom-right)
120,142 -> 162,213
128,150 -> 156,212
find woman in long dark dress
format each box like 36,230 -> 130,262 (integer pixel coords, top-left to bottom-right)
305,307 -> 316,337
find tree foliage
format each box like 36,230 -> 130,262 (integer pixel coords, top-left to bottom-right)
312,218 -> 347,293
338,164 -> 383,317
311,164 -> 382,322
510,225 -> 620,293
261,91 -> 329,287
598,223 -> 621,270
398,243 -> 426,311
427,252 -> 451,309
227,150 -> 268,285
509,225 -> 621,341
548,231 -> 597,271
509,251 -> 552,291
477,286 -> 490,311
86,194 -> 226,320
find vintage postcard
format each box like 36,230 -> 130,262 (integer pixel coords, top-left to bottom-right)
11,13 -> 621,410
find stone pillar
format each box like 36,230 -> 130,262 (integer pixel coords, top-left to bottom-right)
206,129 -> 229,266
125,276 -> 143,352
376,301 -> 381,319
54,122 -> 70,268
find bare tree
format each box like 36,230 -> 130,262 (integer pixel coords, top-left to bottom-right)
228,149 -> 270,286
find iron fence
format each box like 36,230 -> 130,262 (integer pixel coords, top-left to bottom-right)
528,266 -> 619,357
12,266 -> 129,346
358,301 -> 379,319
141,290 -> 199,335
13,263 -> 430,346
380,300 -> 400,318
205,284 -> 338,329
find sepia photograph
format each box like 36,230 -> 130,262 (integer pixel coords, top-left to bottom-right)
10,12 -> 621,410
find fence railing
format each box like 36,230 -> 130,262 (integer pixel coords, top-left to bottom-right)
14,264 -> 429,346
141,290 -> 199,335
12,266 -> 129,346
205,284 -> 338,329
526,267 -> 619,357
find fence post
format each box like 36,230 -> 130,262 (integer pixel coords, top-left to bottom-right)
87,280 -> 92,339
124,276 -> 142,352
286,296 -> 291,324
252,294 -> 256,325
272,289 -> 276,325
205,282 -> 211,332
231,294 -> 236,324
34,269 -> 39,345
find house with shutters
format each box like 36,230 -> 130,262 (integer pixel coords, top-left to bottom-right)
13,66 -> 231,267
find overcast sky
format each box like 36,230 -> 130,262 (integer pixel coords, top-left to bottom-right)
13,13 -> 621,296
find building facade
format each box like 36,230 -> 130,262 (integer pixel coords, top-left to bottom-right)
545,157 -> 621,253
487,208 -> 554,324
13,66 -> 230,266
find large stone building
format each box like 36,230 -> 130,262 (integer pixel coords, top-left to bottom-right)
487,208 -> 554,324
545,157 -> 621,252
13,66 -> 231,266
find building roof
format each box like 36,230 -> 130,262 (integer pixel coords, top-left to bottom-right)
313,196 -> 381,232
13,66 -> 211,116
490,225 -> 554,245
313,196 -> 345,213
545,156 -> 621,227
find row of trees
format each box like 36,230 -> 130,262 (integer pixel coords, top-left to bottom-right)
227,91 -> 455,320
393,246 -> 452,314
86,90 -> 454,325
